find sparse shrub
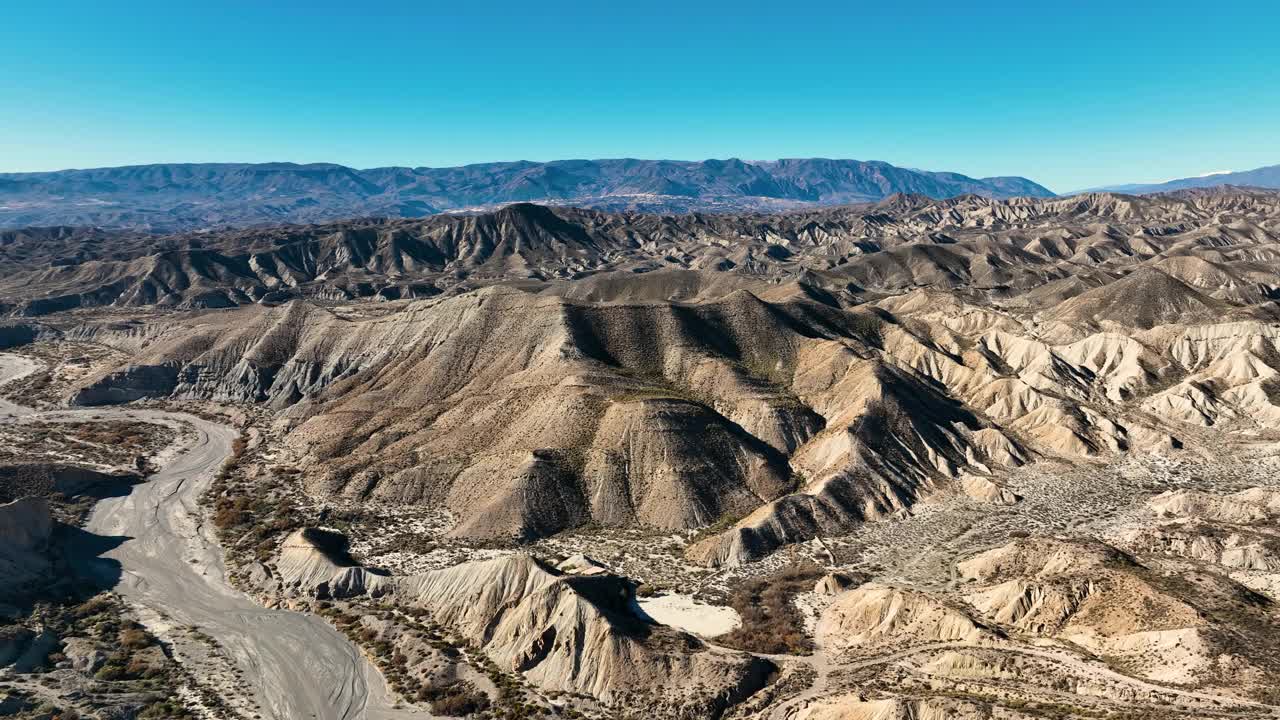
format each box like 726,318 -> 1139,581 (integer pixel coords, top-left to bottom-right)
119,625 -> 149,650
717,560 -> 825,655
850,311 -> 884,345
139,700 -> 194,719
93,663 -> 127,681
689,511 -> 744,543
125,654 -> 154,677
430,685 -> 491,716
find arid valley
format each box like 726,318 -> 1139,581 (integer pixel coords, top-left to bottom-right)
5,181 -> 1280,719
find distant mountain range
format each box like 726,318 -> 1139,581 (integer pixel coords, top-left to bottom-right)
0,158 -> 1054,231
1083,162 -> 1280,195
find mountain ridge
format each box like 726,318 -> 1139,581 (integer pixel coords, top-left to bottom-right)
5,187 -> 1279,318
1079,162 -> 1280,195
0,158 -> 1054,231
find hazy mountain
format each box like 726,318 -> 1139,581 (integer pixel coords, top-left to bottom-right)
1081,162 -> 1280,195
0,158 -> 1054,231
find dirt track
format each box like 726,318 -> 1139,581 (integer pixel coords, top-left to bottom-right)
0,353 -> 421,720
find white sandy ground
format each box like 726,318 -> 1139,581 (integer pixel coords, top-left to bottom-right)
0,354 -> 40,416
636,593 -> 741,637
792,591 -> 834,636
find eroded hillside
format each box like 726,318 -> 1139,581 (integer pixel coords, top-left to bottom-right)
6,188 -> 1280,719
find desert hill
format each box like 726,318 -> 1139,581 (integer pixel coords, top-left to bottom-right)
7,188 -> 1280,719
7,188 -> 1279,568
2,189 -> 1278,319
263,530 -> 774,716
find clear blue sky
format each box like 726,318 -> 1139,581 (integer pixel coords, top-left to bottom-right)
2,0 -> 1278,191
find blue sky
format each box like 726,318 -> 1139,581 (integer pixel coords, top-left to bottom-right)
2,1 -> 1277,191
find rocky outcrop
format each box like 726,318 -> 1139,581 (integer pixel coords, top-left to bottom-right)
272,528 -> 392,600
955,538 -> 1250,685
71,364 -> 179,406
61,636 -> 106,674
394,555 -> 773,711
268,541 -> 773,715
1148,488 -> 1280,524
0,626 -> 35,666
1117,487 -> 1280,581
815,583 -> 993,652
813,572 -> 860,595
9,629 -> 58,673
